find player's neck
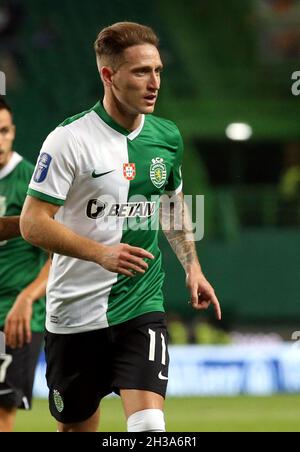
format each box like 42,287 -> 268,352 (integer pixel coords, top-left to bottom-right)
103,96 -> 142,132
0,150 -> 13,170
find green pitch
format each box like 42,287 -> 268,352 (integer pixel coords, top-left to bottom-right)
14,395 -> 300,432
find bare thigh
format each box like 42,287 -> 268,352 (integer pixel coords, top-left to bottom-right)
57,407 -> 100,432
120,389 -> 164,419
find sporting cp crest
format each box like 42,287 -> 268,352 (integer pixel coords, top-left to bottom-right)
53,389 -> 64,413
123,163 -> 136,180
150,157 -> 167,188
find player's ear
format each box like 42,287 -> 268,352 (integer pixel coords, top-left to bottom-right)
101,66 -> 114,87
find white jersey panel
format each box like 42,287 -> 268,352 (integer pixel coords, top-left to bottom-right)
29,111 -> 130,333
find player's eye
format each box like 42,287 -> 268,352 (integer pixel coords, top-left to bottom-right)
134,70 -> 146,76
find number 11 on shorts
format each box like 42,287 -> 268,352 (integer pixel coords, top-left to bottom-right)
148,328 -> 166,364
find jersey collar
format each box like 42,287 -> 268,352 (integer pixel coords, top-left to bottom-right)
93,101 -> 145,141
0,152 -> 23,180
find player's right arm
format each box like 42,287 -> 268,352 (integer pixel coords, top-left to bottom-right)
20,196 -> 153,277
0,216 -> 20,240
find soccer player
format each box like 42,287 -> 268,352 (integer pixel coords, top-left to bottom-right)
20,22 -> 221,432
0,98 -> 50,432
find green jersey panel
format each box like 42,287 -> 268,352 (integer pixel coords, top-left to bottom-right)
106,114 -> 183,324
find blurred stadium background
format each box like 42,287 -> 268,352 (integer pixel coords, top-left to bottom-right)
1,0 -> 300,432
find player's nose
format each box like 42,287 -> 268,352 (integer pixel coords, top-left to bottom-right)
148,72 -> 160,90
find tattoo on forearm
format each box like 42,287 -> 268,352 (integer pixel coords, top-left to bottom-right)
160,193 -> 198,271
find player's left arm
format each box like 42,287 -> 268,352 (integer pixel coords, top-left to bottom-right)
4,257 -> 51,348
160,192 -> 221,320
0,216 -> 20,241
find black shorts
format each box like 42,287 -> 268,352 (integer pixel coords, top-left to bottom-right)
45,312 -> 169,423
0,331 -> 43,409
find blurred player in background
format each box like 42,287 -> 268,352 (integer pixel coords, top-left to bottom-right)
0,98 -> 50,432
20,22 -> 221,432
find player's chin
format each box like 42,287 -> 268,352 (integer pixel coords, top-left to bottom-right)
141,101 -> 157,113
140,105 -> 155,114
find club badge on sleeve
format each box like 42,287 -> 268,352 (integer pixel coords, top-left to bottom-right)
34,153 -> 52,183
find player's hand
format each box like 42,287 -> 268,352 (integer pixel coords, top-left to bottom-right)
4,293 -> 33,348
186,265 -> 221,320
98,243 -> 154,277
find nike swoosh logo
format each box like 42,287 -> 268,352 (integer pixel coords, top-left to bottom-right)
158,371 -> 168,381
92,169 -> 115,178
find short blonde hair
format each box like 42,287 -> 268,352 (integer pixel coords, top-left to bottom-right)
94,21 -> 159,69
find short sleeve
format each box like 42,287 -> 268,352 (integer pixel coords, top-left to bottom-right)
164,127 -> 183,196
27,127 -> 77,206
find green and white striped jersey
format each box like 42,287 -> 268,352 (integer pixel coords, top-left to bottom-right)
28,101 -> 183,333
